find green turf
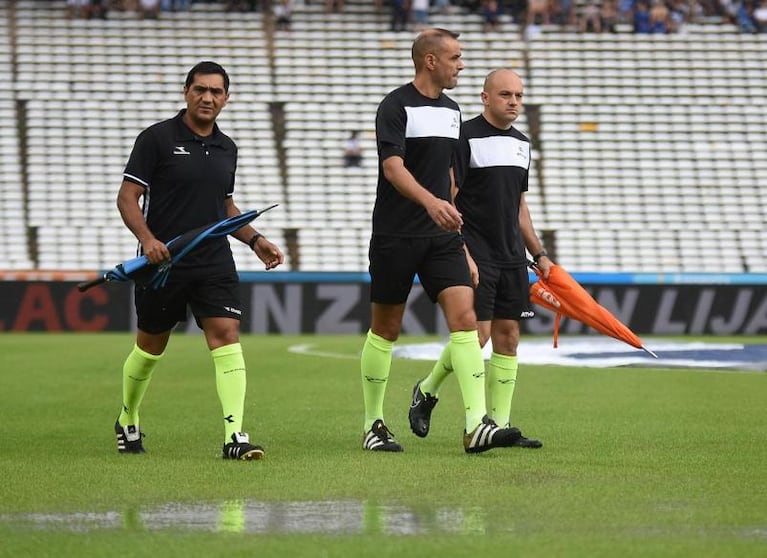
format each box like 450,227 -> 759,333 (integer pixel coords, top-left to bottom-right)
0,333 -> 765,557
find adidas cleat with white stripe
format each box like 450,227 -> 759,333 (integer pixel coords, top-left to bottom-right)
115,420 -> 145,454
362,419 -> 403,452
463,416 -> 522,454
222,432 -> 265,460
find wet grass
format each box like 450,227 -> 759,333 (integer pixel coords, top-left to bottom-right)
0,333 -> 766,557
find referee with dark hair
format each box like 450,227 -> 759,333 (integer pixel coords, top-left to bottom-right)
113,61 -> 284,460
360,29 -> 521,454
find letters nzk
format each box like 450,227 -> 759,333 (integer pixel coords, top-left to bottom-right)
173,146 -> 191,155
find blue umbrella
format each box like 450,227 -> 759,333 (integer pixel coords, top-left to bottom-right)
78,204 -> 278,292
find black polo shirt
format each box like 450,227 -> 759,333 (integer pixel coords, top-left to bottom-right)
123,109 -> 238,276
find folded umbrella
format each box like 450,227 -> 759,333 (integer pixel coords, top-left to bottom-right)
529,261 -> 657,358
78,204 -> 278,292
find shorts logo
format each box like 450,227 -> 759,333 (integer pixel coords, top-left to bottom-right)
224,306 -> 242,315
520,311 -> 535,319
172,146 -> 191,155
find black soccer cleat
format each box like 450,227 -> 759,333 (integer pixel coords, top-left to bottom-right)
510,427 -> 543,449
115,419 -> 146,454
408,380 -> 439,438
222,432 -> 265,460
362,419 -> 403,452
463,416 -> 522,454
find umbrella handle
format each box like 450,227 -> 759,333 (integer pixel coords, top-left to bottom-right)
553,313 -> 561,348
77,274 -> 108,292
528,259 -> 544,279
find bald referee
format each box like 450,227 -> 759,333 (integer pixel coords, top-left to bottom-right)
410,69 -> 551,448
361,29 -> 521,454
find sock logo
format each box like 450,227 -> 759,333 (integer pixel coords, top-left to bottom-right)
224,415 -> 235,423
498,379 -> 515,384
364,376 -> 387,383
472,371 -> 486,378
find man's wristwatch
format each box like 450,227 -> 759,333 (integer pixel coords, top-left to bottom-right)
532,249 -> 548,263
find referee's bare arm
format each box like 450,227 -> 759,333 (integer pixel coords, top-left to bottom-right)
225,198 -> 284,270
382,156 -> 463,232
117,179 -> 170,264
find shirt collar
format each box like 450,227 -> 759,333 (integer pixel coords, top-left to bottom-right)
173,109 -> 225,146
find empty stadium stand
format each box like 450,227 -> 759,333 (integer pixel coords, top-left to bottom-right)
1,0 -> 765,273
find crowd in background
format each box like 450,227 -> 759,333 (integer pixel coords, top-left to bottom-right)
64,0 -> 767,34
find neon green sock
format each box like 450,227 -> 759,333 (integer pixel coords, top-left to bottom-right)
448,330 -> 486,432
360,330 -> 393,431
486,352 -> 518,427
118,344 -> 161,428
212,343 -> 247,441
420,343 -> 452,397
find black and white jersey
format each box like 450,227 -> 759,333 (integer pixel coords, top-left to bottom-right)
372,83 -> 461,237
123,110 -> 238,274
454,114 -> 531,268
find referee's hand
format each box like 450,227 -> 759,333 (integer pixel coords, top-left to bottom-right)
253,238 -> 285,271
142,238 -> 171,265
427,198 -> 463,232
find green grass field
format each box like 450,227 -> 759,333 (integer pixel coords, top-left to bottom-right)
0,333 -> 765,558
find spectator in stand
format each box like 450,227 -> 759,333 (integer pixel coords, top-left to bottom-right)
506,0 -> 528,23
526,0 -> 551,25
139,0 -> 161,18
579,0 -> 603,31
67,0 -> 100,19
274,0 -> 293,30
754,0 -> 767,31
434,0 -> 452,14
649,0 -> 671,31
618,0 -> 636,23
668,0 -> 690,31
481,0 -> 503,31
161,0 -> 191,11
601,0 -> 619,30
343,130 -> 363,167
411,0 -> 431,30
734,0 -> 757,31
552,0 -> 577,28
633,0 -> 652,31
389,0 -> 409,31
326,0 -> 344,13
226,0 -> 267,11
90,0 -> 109,18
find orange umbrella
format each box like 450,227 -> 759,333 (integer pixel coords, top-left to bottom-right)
529,263 -> 657,357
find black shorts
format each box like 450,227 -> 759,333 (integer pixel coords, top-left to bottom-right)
368,234 -> 472,304
474,263 -> 534,321
134,272 -> 242,333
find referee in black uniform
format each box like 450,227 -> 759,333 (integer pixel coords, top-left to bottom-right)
416,68 -> 551,448
113,61 -> 284,460
361,29 -> 521,454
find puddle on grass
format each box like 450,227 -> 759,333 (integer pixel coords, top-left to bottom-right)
5,502 -> 766,540
0,500 -> 495,535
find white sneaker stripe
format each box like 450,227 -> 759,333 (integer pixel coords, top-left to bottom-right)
469,423 -> 501,449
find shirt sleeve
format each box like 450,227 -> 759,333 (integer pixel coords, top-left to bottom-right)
227,144 -> 237,198
522,140 -> 530,193
122,128 -> 161,189
452,124 -> 470,190
376,94 -> 406,162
